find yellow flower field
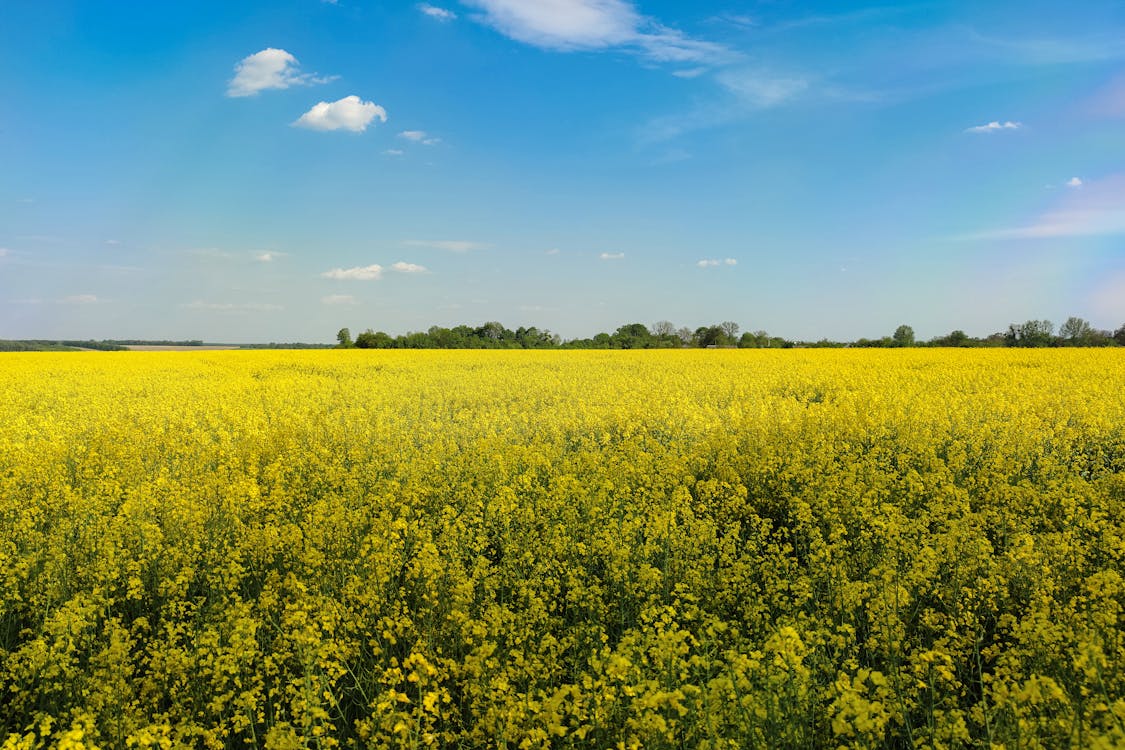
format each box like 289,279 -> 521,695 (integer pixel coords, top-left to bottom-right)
1,350 -> 1124,749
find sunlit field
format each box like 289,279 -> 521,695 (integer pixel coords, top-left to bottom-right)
2,350 -> 1124,749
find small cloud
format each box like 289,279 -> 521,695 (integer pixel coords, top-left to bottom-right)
716,68 -> 810,108
254,251 -> 276,262
672,67 -> 708,78
405,239 -> 485,252
1066,176 -> 1083,187
399,129 -> 441,145
697,257 -> 737,268
105,239 -> 121,246
964,120 -> 1022,133
418,3 -> 456,21
227,48 -> 333,97
322,294 -> 357,305
294,96 -> 387,133
184,301 -> 283,312
391,261 -> 428,273
60,294 -> 99,305
383,148 -> 405,156
545,248 -> 560,255
19,197 -> 34,204
0,248 -> 9,258
322,263 -> 384,280
599,252 -> 625,260
464,0 -> 733,65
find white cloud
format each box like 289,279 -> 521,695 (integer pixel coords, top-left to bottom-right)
104,239 -> 121,246
418,3 -> 456,21
322,294 -> 357,305
384,149 -> 405,156
294,96 -> 387,132
462,0 -> 732,64
964,120 -> 1022,133
599,252 -> 625,260
227,48 -> 333,97
716,68 -> 810,108
399,129 -> 441,145
697,258 -> 737,268
254,251 -> 281,262
405,239 -> 485,252
391,261 -> 428,273
1066,177 -> 1083,188
672,67 -> 708,79
725,257 -> 737,265
322,263 -> 384,280
184,301 -> 283,312
61,294 -> 98,304
545,248 -> 561,255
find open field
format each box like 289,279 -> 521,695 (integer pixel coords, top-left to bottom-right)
1,350 -> 1123,749
119,345 -> 242,352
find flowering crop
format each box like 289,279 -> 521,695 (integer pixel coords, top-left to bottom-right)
1,349 -> 1123,748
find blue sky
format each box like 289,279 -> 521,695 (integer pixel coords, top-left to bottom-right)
2,0 -> 1124,342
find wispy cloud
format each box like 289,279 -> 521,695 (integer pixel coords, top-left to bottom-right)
1066,177 -> 1083,188
964,120 -> 1022,133
254,251 -> 284,262
227,48 -> 334,97
322,264 -> 384,280
405,239 -> 485,252
184,301 -> 283,312
391,261 -> 428,273
697,258 -> 737,268
418,3 -> 456,21
462,0 -> 734,66
61,294 -> 100,305
384,148 -> 405,156
545,248 -> 561,255
963,174 -> 1125,240
965,29 -> 1125,66
399,129 -> 441,145
0,248 -> 9,258
294,96 -> 387,132
599,252 -> 625,260
322,294 -> 357,305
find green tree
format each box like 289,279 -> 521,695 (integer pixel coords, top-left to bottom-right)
336,327 -> 353,348
892,324 -> 915,347
1005,320 -> 1055,347
1059,316 -> 1094,345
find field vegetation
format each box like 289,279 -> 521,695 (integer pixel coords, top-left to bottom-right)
1,350 -> 1123,748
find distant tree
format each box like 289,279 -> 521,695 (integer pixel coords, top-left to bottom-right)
1116,324 -> 1125,347
354,329 -> 378,348
892,324 -> 915,347
695,325 -> 727,347
1005,320 -> 1055,347
1059,316 -> 1094,345
676,327 -> 694,346
931,329 -> 971,347
336,327 -> 353,348
652,320 -> 675,338
720,321 -> 740,343
612,323 -> 652,349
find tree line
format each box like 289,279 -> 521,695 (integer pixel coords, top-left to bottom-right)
336,317 -> 1125,350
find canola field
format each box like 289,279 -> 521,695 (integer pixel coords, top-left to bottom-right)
2,349 -> 1124,750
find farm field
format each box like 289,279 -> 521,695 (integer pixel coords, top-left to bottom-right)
1,350 -> 1124,749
